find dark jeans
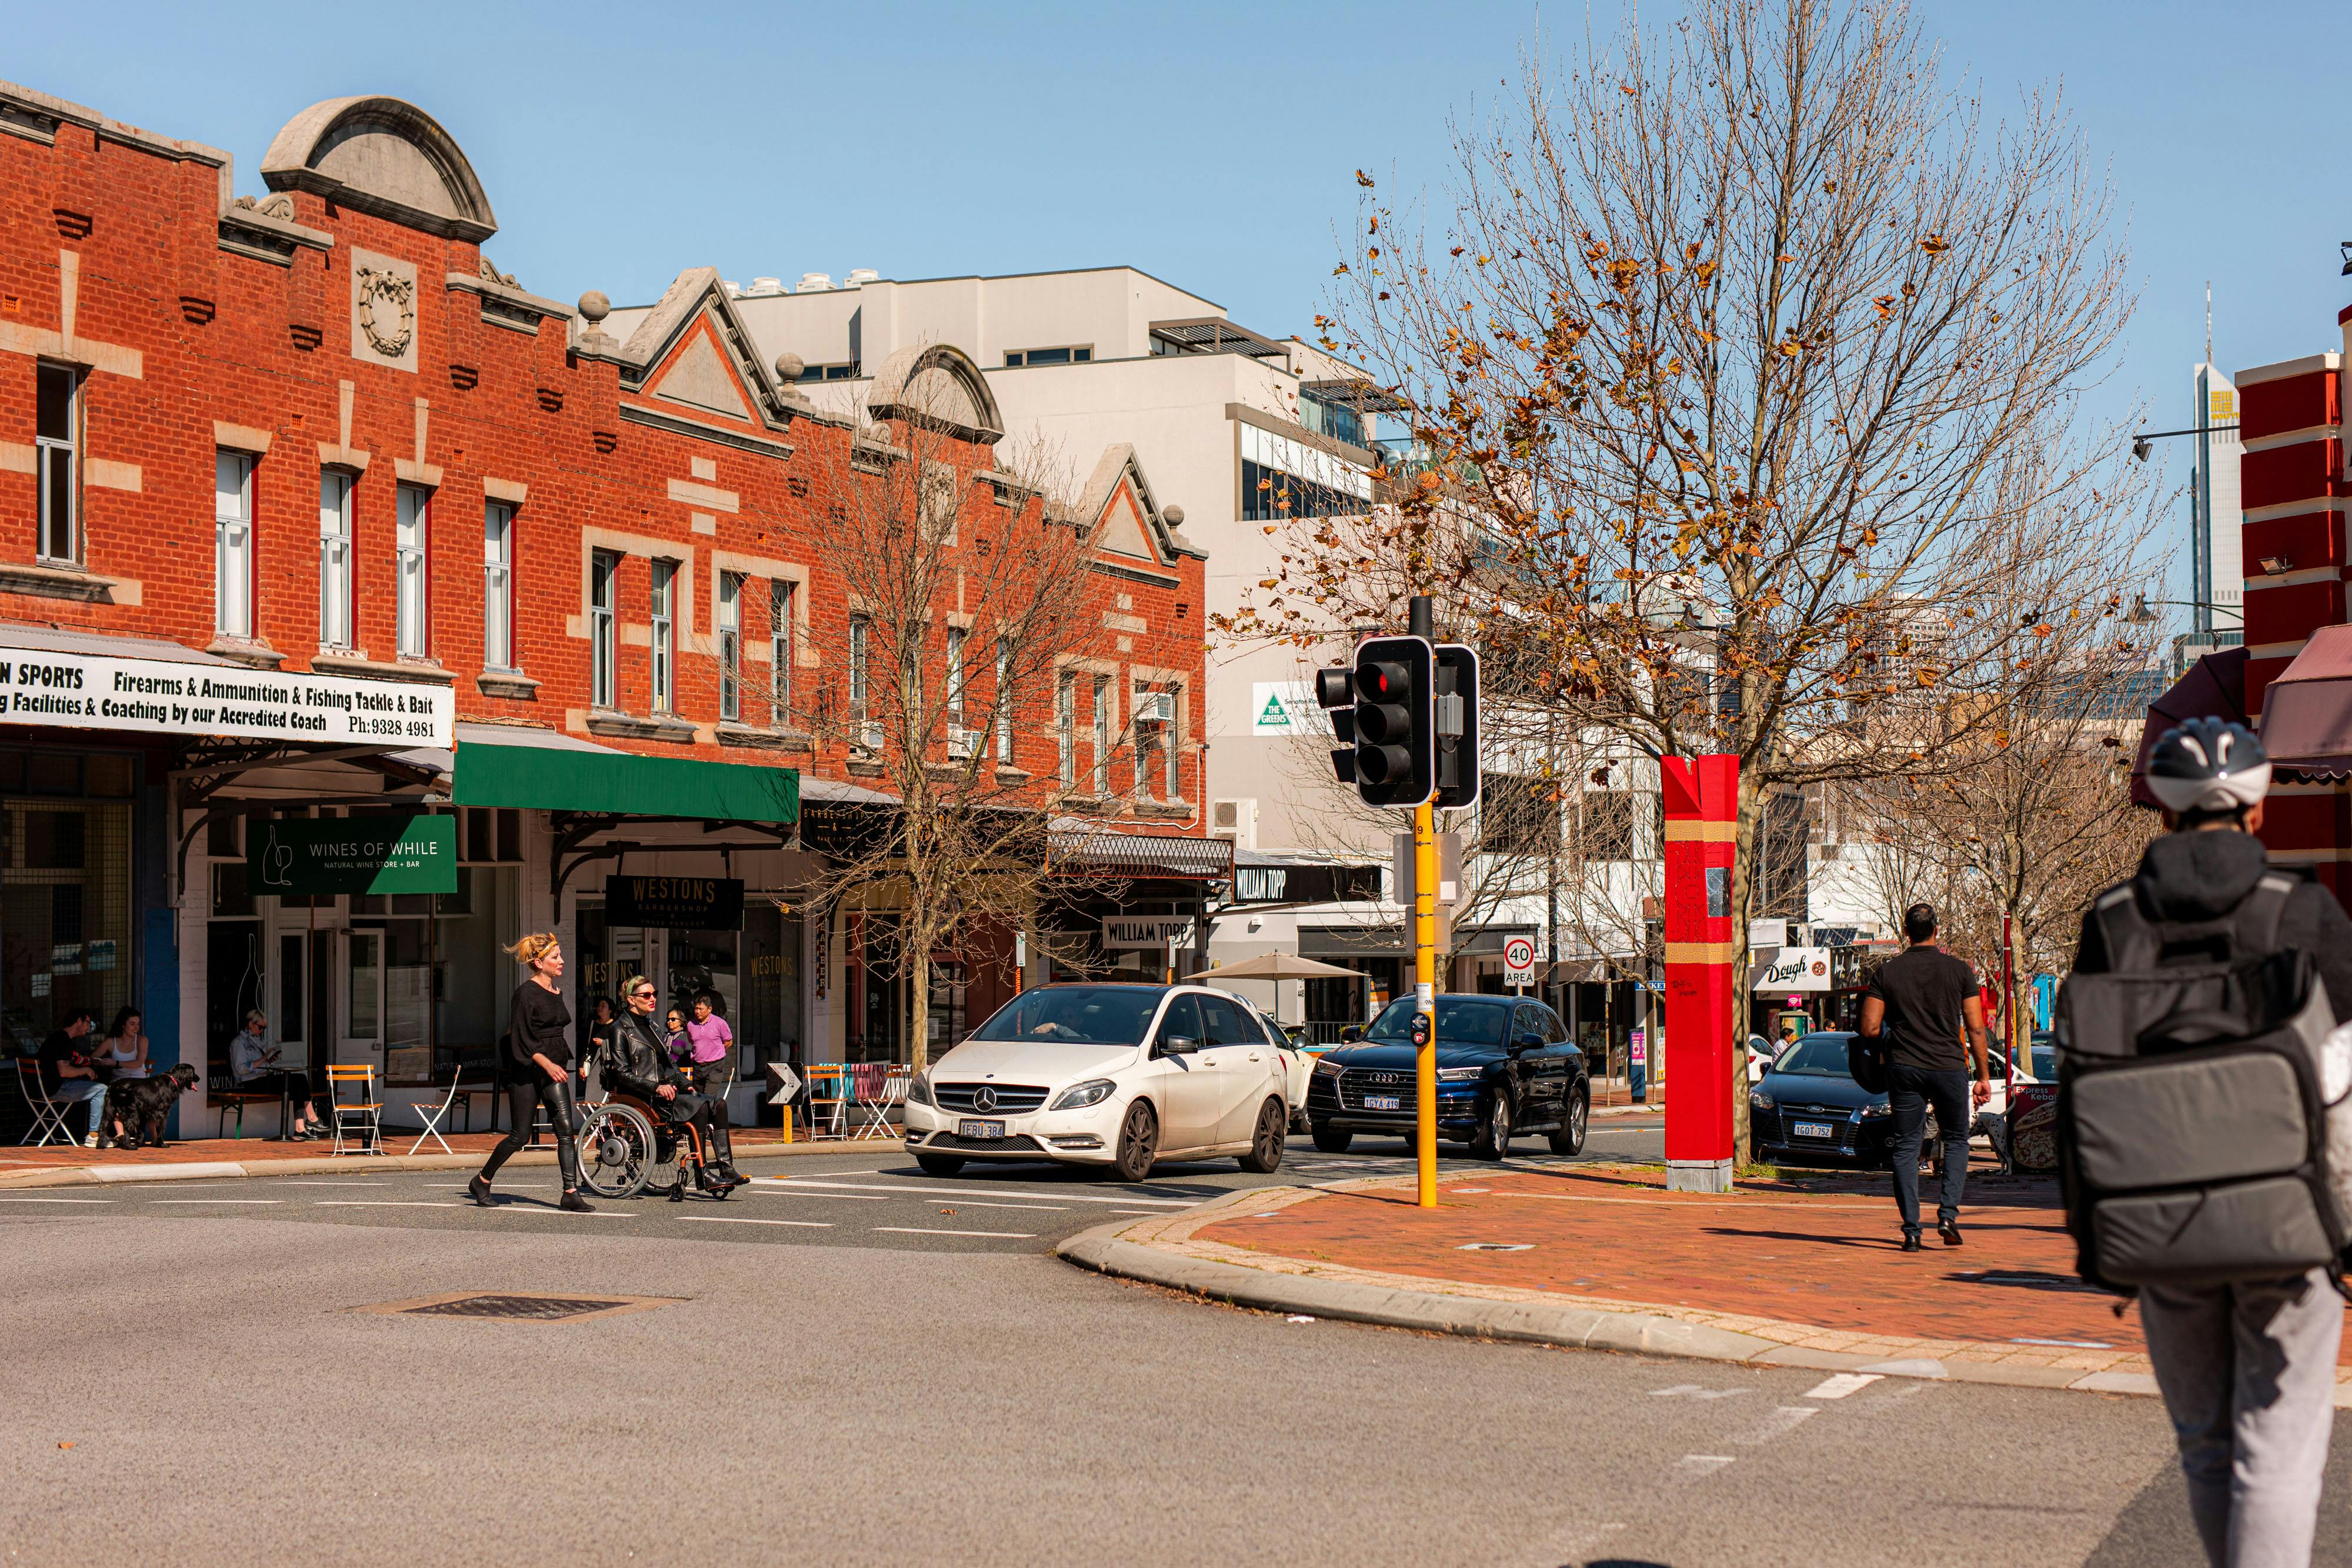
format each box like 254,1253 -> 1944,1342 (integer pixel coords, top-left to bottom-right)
689,1059 -> 737,1168
1888,1064 -> 1970,1235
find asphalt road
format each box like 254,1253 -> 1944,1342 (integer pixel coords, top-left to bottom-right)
1,1117 -> 2327,1567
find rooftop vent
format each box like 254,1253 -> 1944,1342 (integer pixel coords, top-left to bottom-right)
722,279 -> 743,297
844,268 -> 880,287
797,272 -> 834,293
743,276 -> 786,297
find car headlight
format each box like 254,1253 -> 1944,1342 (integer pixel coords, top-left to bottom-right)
1749,1089 -> 1773,1109
1860,1101 -> 1892,1119
1436,1066 -> 1484,1082
908,1069 -> 935,1108
1048,1078 -> 1117,1111
1312,1057 -> 1343,1077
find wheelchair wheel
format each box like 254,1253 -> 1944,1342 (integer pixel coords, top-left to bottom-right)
577,1103 -> 655,1199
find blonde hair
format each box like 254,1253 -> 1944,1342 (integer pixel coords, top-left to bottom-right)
506,932 -> 561,967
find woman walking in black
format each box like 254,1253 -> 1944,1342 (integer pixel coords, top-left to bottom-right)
470,932 -> 592,1212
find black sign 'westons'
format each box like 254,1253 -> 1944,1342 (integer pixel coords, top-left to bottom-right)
604,875 -> 746,930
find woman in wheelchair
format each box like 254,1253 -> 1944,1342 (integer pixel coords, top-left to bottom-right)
607,974 -> 744,1196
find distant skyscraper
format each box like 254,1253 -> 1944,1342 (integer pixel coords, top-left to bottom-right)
2192,363 -> 2243,636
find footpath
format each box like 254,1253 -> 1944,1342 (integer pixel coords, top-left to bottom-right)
0,1125 -> 846,1187
1059,1161 -> 2352,1402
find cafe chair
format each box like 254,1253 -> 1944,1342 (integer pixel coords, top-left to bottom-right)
323,1064 -> 385,1156
14,1058 -> 75,1148
852,1062 -> 910,1141
803,1064 -> 851,1139
408,1065 -> 490,1156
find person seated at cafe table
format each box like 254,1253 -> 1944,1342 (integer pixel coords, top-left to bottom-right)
38,1010 -> 109,1149
228,1010 -> 325,1141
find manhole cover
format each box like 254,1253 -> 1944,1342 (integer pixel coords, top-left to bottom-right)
349,1291 -> 682,1322
1455,1242 -> 1534,1252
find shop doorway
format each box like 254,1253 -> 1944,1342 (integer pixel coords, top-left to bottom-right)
341,930 -> 383,1068
205,921 -> 264,1076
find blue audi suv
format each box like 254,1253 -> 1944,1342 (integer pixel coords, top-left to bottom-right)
1304,994 -> 1589,1161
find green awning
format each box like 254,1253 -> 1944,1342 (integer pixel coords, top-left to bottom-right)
452,741 -> 798,824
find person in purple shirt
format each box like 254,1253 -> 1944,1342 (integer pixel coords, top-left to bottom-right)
681,995 -> 739,1181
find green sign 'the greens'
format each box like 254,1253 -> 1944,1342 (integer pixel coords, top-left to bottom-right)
245,814 -> 459,895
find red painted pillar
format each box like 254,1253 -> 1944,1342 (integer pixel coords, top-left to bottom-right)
1661,754 -> 1738,1192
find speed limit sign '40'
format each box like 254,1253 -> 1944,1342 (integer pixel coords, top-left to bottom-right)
1504,935 -> 1536,987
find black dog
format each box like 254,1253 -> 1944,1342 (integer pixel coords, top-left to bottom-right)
105,1064 -> 199,1151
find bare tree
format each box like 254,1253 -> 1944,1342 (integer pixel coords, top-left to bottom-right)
753,352 -> 1142,1072
1225,0 -> 2136,1161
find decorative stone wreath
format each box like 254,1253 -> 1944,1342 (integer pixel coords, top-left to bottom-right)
356,266 -> 415,357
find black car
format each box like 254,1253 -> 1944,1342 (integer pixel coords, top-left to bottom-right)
1749,1031 -> 1896,1167
1305,994 -> 1589,1160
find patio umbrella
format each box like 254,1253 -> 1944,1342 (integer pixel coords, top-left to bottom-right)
2130,645 -> 2248,808
1207,952 -> 1366,980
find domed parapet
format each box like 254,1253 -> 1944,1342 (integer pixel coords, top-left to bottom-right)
262,96 -> 496,242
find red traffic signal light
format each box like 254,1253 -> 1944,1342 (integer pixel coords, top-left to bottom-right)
1351,636 -> 1434,807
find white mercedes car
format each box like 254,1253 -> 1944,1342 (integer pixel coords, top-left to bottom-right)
904,984 -> 1292,1182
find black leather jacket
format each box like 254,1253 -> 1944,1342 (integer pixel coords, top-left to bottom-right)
607,1010 -> 691,1104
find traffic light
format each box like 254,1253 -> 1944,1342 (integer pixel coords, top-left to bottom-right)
1433,643 -> 1480,810
1349,636 -> 1434,807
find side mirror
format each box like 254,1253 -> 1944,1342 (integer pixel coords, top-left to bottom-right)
1157,1034 -> 1200,1057
1512,1033 -> 1544,1054
1339,1025 -> 1365,1044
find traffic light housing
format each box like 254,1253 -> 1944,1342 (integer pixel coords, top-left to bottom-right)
1433,643 -> 1480,810
1350,636 -> 1434,807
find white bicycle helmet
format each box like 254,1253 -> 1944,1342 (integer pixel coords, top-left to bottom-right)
2146,717 -> 2271,815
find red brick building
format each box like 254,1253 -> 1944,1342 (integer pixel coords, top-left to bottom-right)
0,81 -> 1211,1132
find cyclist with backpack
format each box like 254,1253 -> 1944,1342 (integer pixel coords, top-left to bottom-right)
2068,717 -> 2352,1568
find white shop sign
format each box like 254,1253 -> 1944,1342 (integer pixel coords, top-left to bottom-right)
1103,916 -> 1195,950
1750,946 -> 1832,992
0,648 -> 455,748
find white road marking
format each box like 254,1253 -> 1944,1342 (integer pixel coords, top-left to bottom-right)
1678,1456 -> 1736,1475
149,1199 -> 282,1205
1650,1385 -> 1752,1400
920,1199 -> 1066,1212
679,1216 -> 834,1229
0,1196 -> 113,1203
1803,1373 -> 1883,1400
314,1201 -> 463,1208
743,1189 -> 890,1202
770,1178 -> 1194,1208
266,1181 -> 390,1187
1738,1407 -> 1818,1443
871,1226 -> 1034,1239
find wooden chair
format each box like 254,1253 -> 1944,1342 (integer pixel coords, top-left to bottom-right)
323,1064 -> 384,1156
802,1064 -> 850,1138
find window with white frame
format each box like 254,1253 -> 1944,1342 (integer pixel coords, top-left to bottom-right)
483,500 -> 514,671
589,550 -> 618,708
36,365 -> 77,563
395,483 -> 429,658
995,638 -> 1014,761
215,451 -> 254,638
946,626 -> 967,728
319,472 -> 353,649
717,571 -> 742,722
649,560 -> 676,713
1056,674 -> 1075,785
1091,676 -> 1110,795
770,579 -> 794,726
1134,683 -> 1177,799
849,615 -> 875,748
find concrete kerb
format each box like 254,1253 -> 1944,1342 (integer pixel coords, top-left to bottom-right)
0,1138 -> 869,1189
1053,1187 -> 2171,1402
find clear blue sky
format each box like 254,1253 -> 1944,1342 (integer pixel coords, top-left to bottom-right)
12,0 -> 2347,605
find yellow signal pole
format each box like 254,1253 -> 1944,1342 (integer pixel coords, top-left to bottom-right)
1414,797 -> 1438,1208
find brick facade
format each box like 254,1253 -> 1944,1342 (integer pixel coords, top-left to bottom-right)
0,82 -> 1205,816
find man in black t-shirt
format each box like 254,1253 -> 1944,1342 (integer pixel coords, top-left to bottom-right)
1859,904 -> 1992,1251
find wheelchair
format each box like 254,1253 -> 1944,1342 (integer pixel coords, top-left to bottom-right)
576,1091 -> 739,1203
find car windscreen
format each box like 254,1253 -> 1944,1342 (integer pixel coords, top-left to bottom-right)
970,988 -> 1160,1047
1773,1035 -> 1854,1077
1362,997 -> 1512,1047
2031,1044 -> 2056,1079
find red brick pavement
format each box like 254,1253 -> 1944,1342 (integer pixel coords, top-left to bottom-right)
1194,1165 -> 2352,1367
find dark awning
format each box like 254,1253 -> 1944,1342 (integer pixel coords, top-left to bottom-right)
452,741 -> 798,823
2259,626 -> 2352,780
1048,826 -> 1233,882
2131,645 -> 2248,808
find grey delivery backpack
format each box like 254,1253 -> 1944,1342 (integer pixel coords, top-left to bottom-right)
2055,871 -> 2352,1292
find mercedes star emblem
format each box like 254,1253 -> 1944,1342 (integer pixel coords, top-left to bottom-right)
973,1086 -> 997,1114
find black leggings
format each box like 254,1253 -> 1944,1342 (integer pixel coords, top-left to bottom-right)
480,1076 -> 580,1191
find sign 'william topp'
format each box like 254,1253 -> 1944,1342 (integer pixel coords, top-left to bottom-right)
0,650 -> 456,750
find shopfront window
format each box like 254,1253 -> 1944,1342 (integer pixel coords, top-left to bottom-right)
0,780 -> 133,1054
